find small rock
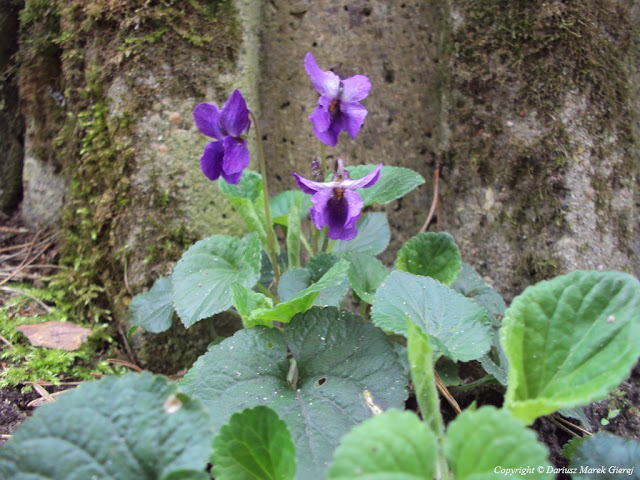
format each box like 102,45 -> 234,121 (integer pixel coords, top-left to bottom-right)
16,322 -> 92,351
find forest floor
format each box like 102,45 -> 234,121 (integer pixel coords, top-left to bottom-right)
0,211 -> 639,474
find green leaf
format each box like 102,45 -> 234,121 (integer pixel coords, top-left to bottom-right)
161,471 -> 210,480
270,190 -> 310,226
326,409 -> 437,480
231,283 -> 273,327
451,262 -> 506,324
130,275 -> 174,333
172,234 -> 261,327
407,321 -> 444,440
331,212 -> 390,256
570,432 -> 640,479
307,252 -> 339,281
346,165 -> 425,206
219,170 -> 262,202
220,172 -> 267,248
277,268 -> 311,301
345,252 -> 389,304
212,406 -> 296,480
372,271 -> 493,362
180,307 -> 407,480
247,260 -> 349,326
0,373 -> 212,480
501,270 -> 640,424
396,232 -> 461,285
445,406 -> 552,480
286,202 -> 301,268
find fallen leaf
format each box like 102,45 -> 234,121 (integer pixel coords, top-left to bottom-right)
16,322 -> 92,351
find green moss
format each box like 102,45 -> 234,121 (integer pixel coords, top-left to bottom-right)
0,285 -> 124,390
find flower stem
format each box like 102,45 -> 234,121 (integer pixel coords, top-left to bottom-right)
249,110 -> 280,284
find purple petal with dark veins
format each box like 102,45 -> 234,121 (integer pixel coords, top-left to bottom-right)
340,101 -> 368,139
343,163 -> 383,190
200,141 -> 224,181
309,188 -> 333,230
304,52 -> 340,97
222,136 -> 250,175
341,75 -> 371,102
220,90 -> 250,137
193,103 -> 223,139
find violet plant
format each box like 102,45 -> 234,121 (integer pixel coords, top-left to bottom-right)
2,54 -> 640,480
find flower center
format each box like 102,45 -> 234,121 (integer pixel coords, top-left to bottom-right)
333,186 -> 345,199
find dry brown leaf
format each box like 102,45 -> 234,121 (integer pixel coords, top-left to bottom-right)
16,321 -> 91,351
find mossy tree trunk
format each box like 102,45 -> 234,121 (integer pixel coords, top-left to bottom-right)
439,0 -> 640,298
16,0 -> 256,371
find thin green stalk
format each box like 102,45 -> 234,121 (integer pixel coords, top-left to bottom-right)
256,282 -> 278,303
300,232 -> 313,256
249,110 -> 280,284
325,238 -> 335,253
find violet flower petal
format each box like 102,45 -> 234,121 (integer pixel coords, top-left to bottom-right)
341,75 -> 371,102
340,101 -> 368,139
193,103 -> 223,139
292,172 -> 333,194
220,90 -> 250,137
305,52 -> 340,97
221,170 -> 243,185
222,136 -> 251,175
309,104 -> 331,133
327,189 -> 363,241
309,188 -> 333,229
200,141 -> 225,181
312,122 -> 341,147
342,163 -> 383,190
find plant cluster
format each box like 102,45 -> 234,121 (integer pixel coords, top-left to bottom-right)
2,53 -> 640,479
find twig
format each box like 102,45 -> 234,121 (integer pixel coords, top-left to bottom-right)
419,167 -> 440,233
0,334 -> 13,347
1,232 -> 57,287
27,390 -> 69,408
118,324 -> 137,366
435,370 -> 461,414
108,358 -> 143,372
28,382 -> 56,403
549,415 -> 581,437
0,287 -> 52,313
553,413 -> 592,436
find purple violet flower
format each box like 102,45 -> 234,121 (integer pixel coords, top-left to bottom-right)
193,90 -> 251,185
305,52 -> 371,147
292,159 -> 382,241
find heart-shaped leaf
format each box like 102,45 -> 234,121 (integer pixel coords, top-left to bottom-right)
326,409 -> 437,480
0,373 -> 212,480
331,213 -> 390,256
501,270 -> 640,424
130,275 -> 174,333
451,262 -> 506,324
445,406 -> 552,480
345,252 -> 389,304
180,307 -> 407,480
396,232 -> 461,285
212,406 -> 296,480
346,165 -> 425,206
172,234 -> 261,327
372,271 -> 493,362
